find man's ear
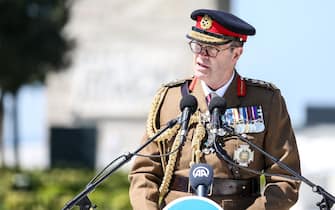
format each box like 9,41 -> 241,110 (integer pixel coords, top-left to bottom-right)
233,47 -> 243,60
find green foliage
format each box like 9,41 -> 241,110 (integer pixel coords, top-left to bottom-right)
0,0 -> 74,92
0,168 -> 131,210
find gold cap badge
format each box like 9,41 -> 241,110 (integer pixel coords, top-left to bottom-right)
200,15 -> 212,30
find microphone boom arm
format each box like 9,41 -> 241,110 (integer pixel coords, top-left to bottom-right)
62,118 -> 179,210
222,124 -> 335,210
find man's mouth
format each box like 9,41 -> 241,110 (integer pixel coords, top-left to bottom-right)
197,62 -> 209,69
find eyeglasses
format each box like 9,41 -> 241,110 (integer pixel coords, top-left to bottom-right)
188,41 -> 232,57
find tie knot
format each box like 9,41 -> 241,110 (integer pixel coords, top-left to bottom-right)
210,92 -> 219,98
206,92 -> 219,105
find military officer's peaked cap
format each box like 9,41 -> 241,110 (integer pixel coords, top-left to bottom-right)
187,9 -> 256,44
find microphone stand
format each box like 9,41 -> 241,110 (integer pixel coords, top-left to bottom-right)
221,124 -> 335,210
62,118 -> 179,210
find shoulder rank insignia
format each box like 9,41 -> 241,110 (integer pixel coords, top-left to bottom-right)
221,105 -> 265,134
241,77 -> 278,90
234,144 -> 254,167
163,79 -> 188,88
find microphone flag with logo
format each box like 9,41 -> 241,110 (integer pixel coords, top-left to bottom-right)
189,163 -> 214,197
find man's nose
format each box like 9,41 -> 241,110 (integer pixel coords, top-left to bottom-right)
199,47 -> 209,57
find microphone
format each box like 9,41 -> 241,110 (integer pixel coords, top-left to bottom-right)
179,94 -> 198,144
208,96 -> 227,133
189,163 -> 214,197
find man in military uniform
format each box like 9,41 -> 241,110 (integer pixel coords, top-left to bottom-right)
129,9 -> 301,210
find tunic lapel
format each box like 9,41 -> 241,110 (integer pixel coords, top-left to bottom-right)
223,72 -> 242,109
191,79 -> 207,113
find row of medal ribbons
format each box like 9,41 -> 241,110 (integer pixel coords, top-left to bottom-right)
220,105 -> 265,134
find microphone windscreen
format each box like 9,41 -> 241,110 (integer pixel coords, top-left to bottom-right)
208,97 -> 227,114
189,163 -> 214,190
180,94 -> 198,114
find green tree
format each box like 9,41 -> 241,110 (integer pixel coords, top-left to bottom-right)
0,0 -> 75,168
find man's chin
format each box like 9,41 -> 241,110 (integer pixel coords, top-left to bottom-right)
194,75 -> 210,84
194,70 -> 207,79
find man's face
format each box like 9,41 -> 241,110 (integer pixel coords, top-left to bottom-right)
191,41 -> 242,90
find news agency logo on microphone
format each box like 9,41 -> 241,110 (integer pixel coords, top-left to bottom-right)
192,166 -> 210,178
189,163 -> 214,190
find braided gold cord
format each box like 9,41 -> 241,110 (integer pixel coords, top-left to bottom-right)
154,123 -> 180,172
158,130 -> 182,205
157,142 -> 166,172
190,112 -> 206,167
146,86 -> 169,137
188,112 -> 199,126
153,123 -> 180,143
145,86 -> 170,172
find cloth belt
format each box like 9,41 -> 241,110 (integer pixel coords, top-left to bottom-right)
170,175 -> 260,197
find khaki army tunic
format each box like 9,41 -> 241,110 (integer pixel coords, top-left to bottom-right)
129,72 -> 301,210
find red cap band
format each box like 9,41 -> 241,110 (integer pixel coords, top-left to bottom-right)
196,16 -> 247,42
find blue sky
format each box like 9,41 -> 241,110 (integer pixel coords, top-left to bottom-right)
4,85 -> 46,147
232,0 -> 335,126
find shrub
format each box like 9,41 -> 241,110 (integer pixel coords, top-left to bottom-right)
0,168 -> 131,210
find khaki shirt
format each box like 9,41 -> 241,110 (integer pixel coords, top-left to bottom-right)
129,72 -> 301,210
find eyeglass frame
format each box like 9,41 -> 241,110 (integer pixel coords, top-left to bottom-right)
188,40 -> 234,57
